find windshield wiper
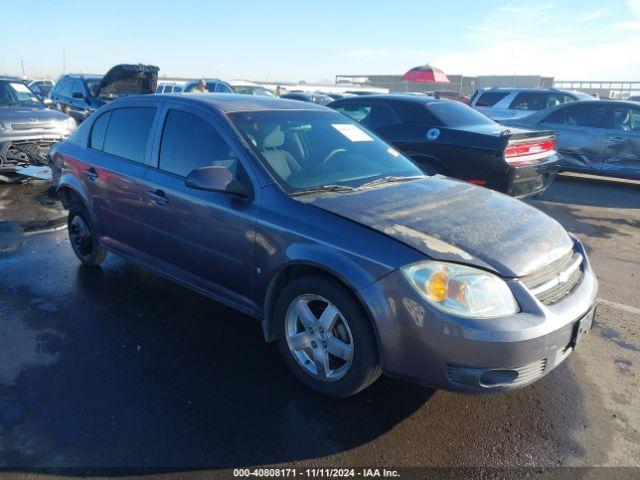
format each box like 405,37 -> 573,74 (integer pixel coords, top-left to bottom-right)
356,175 -> 422,190
291,184 -> 356,197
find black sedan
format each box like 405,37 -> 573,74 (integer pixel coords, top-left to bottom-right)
502,100 -> 640,180
330,95 -> 560,197
280,92 -> 334,106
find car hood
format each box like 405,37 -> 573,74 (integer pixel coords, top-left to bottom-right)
95,64 -> 159,99
302,176 -> 573,277
0,107 -> 69,124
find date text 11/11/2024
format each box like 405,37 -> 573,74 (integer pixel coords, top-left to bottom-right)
232,468 -> 401,478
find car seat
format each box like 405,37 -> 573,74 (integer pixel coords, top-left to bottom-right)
260,126 -> 301,180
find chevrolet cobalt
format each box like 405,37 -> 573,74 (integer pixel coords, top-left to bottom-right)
50,94 -> 598,397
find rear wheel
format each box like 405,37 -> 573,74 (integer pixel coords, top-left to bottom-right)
68,203 -> 107,266
275,275 -> 381,397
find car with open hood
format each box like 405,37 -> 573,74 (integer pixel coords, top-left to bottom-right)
50,94 -> 598,397
0,77 -> 75,181
50,64 -> 159,123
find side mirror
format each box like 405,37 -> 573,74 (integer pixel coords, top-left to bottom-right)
72,92 -> 85,99
185,165 -> 250,198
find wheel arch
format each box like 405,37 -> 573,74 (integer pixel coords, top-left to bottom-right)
260,260 -> 382,356
56,176 -> 90,209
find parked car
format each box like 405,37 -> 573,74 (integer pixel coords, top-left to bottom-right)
28,80 -> 54,98
229,80 -> 274,96
325,93 -> 356,100
0,77 -> 75,181
183,79 -> 234,93
330,94 -> 559,197
469,88 -> 592,121
156,81 -> 185,93
502,100 -> 640,179
50,94 -> 597,397
433,90 -> 469,104
50,64 -> 159,123
628,95 -> 640,102
280,92 -> 334,105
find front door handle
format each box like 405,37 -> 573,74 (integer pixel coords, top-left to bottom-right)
84,167 -> 99,181
607,136 -> 624,143
147,190 -> 169,206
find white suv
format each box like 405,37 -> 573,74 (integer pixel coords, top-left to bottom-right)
469,88 -> 592,122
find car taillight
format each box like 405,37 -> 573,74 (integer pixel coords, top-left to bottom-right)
504,137 -> 556,167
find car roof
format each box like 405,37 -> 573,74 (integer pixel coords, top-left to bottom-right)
478,87 -> 579,94
113,93 -> 331,113
330,93 -> 443,105
62,74 -> 103,80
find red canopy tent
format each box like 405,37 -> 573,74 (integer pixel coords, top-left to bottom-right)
401,64 -> 450,83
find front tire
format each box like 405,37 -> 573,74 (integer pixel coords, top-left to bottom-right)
274,275 -> 381,397
68,203 -> 107,266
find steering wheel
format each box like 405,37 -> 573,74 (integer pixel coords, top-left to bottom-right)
322,148 -> 348,166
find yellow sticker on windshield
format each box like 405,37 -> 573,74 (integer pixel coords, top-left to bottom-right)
387,147 -> 400,157
331,124 -> 373,142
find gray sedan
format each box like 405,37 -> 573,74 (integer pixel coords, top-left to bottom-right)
51,94 -> 598,397
503,100 -> 640,180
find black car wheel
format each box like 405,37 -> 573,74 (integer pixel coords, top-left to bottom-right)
275,275 -> 381,397
68,203 -> 107,266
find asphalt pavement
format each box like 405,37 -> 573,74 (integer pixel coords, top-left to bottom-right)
0,174 -> 638,478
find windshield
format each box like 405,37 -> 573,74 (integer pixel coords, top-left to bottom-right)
426,101 -> 495,127
229,110 -> 423,193
0,81 -> 44,108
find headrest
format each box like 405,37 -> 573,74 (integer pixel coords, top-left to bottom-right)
263,126 -> 285,148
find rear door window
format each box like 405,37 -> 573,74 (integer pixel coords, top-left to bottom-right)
363,104 -> 401,129
159,109 -> 238,177
90,111 -> 111,150
542,107 -> 566,124
391,102 -> 440,125
509,92 -> 548,111
474,92 -> 509,107
102,107 -> 157,163
566,104 -> 609,128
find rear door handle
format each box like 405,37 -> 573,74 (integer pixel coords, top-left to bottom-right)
84,167 -> 99,181
607,136 -> 624,143
147,190 -> 169,206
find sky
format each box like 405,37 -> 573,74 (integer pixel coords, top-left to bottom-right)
2,0 -> 640,83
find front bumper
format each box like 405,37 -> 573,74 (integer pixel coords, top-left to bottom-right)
359,239 -> 598,392
0,133 -> 65,171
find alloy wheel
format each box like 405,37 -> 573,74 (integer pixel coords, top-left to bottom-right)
285,294 -> 354,381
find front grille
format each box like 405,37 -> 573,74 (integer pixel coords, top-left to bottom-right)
520,250 -> 584,306
6,141 -> 54,165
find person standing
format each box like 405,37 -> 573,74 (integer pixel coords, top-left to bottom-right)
195,79 -> 208,93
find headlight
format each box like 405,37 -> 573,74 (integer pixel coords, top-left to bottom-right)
402,261 -> 519,318
61,117 -> 76,131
